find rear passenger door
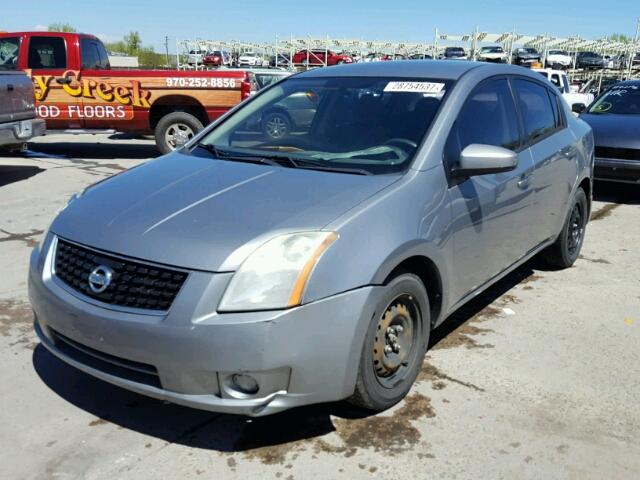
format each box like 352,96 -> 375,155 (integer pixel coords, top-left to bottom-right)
27,35 -> 84,129
512,78 -> 577,242
447,77 -> 535,303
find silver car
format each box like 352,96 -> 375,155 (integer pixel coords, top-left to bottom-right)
29,61 -> 593,416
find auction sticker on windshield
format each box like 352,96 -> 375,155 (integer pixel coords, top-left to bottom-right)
384,81 -> 445,93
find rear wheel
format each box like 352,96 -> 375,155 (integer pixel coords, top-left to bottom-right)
154,111 -> 203,155
541,187 -> 588,268
349,273 -> 430,412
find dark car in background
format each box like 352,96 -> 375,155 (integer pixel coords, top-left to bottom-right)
441,47 -> 467,59
0,70 -> 46,150
409,53 -> 433,60
269,53 -> 291,68
580,81 -> 640,184
512,47 -> 542,66
576,52 -> 605,70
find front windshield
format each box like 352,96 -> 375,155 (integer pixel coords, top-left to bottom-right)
588,84 -> 640,114
482,47 -> 503,53
196,76 -> 452,174
549,50 -> 568,55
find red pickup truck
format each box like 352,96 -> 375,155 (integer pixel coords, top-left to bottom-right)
0,32 -> 254,153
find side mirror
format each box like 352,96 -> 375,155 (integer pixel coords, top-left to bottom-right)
453,144 -> 518,177
572,103 -> 587,114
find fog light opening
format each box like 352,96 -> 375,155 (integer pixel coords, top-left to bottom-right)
231,374 -> 260,395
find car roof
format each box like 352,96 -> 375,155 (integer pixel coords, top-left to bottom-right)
615,79 -> 640,86
295,60 -> 486,80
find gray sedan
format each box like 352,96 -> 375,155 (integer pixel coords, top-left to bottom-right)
29,61 -> 594,416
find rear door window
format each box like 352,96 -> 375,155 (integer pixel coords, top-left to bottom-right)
28,36 -> 67,69
513,79 -> 558,144
0,37 -> 21,70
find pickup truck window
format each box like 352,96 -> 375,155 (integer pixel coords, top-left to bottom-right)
81,38 -> 110,69
28,36 -> 67,69
0,37 -> 20,70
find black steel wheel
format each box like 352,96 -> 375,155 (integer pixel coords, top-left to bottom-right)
541,187 -> 588,268
349,273 -> 430,412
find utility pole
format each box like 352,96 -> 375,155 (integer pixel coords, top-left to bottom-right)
626,17 -> 640,80
164,36 -> 170,68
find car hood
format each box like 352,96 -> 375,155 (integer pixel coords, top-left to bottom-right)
51,152 -> 400,272
580,113 -> 640,149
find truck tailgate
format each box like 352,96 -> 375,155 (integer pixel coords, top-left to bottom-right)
0,71 -> 36,124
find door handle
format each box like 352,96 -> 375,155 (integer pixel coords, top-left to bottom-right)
7,84 -> 14,91
55,76 -> 72,85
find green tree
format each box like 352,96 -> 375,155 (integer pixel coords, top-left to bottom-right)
124,31 -> 142,54
48,22 -> 76,32
609,33 -> 632,43
105,32 -> 167,69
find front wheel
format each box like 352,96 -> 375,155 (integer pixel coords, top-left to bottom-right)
154,111 -> 203,155
262,111 -> 291,140
541,187 -> 588,268
348,273 -> 430,412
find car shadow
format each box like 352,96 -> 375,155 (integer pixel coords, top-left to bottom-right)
32,257 -> 545,452
32,345 -> 371,451
25,140 -> 158,161
593,181 -> 639,205
430,258 -> 542,347
0,165 -> 45,188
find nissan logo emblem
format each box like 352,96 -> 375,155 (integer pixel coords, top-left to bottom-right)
88,265 -> 114,293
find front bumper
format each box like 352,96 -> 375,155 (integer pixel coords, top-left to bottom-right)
29,236 -> 382,416
594,157 -> 640,184
0,118 -> 45,146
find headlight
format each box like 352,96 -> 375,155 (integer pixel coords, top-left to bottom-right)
219,232 -> 338,312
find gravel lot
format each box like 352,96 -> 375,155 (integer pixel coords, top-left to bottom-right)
1,133 -> 638,480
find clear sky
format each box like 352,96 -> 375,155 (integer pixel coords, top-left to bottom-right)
2,0 -> 638,53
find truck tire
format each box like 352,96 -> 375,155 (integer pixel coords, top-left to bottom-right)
348,273 -> 430,412
155,112 -> 204,155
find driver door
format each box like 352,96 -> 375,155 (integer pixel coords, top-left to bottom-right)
446,77 -> 535,303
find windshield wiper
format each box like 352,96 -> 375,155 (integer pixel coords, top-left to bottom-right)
195,144 -> 371,175
290,158 -> 372,176
194,143 -> 281,167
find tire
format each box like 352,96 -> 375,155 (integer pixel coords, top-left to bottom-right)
262,111 -> 291,140
348,273 -> 430,412
154,111 -> 203,155
541,187 -> 588,268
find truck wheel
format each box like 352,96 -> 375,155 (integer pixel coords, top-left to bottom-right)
155,112 -> 204,155
541,187 -> 588,269
348,273 -> 430,412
